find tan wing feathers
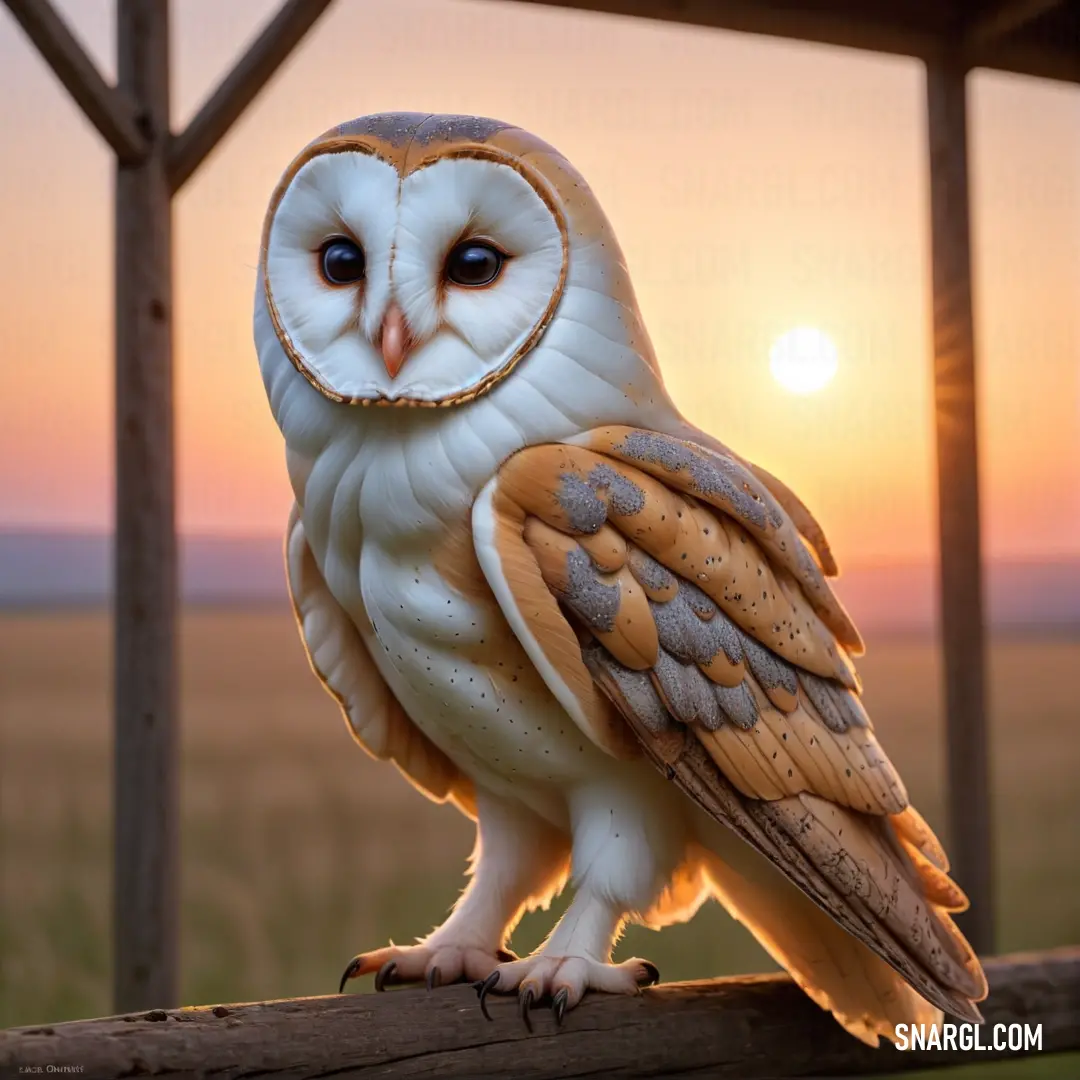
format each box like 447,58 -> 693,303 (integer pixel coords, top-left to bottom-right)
523,516 -> 658,671
481,435 -> 986,1023
579,426 -> 861,653
499,441 -> 857,688
895,834 -> 970,912
500,441 -> 901,815
801,669 -> 873,733
648,579 -> 746,687
627,547 -> 679,602
668,424 -> 840,579
577,523 -> 629,572
696,689 -> 906,814
891,805 -> 951,872
587,648 -> 982,1022
652,648 -> 723,728
760,796 -> 983,999
743,460 -> 840,577
699,842 -> 944,1047
483,482 -> 640,759
740,631 -> 800,711
600,565 -> 660,669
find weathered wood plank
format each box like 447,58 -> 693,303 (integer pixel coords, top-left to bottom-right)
924,54 -> 995,957
113,0 -> 178,1014
2,950 -> 1077,1079
2,0 -> 148,162
167,0 -> 337,193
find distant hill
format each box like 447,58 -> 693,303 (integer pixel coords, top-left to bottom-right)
831,559 -> 1080,634
0,530 -> 287,608
1,529 -> 1078,633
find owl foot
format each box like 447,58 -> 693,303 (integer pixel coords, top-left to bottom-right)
474,954 -> 659,1030
338,942 -> 519,993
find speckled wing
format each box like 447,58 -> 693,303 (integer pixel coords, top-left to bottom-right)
473,427 -> 986,1022
285,503 -> 476,818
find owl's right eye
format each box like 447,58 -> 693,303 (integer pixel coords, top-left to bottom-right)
319,238 -> 365,285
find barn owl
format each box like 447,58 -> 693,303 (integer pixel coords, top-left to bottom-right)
255,113 -> 987,1043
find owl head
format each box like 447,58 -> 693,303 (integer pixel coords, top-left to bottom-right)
257,113 -> 664,409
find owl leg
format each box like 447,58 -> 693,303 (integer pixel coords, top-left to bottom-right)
338,791 -> 569,993
476,771 -> 685,1030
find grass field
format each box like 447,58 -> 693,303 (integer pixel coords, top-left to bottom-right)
1,609 -> 1077,1075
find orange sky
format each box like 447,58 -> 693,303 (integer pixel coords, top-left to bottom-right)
1,0 -> 1077,566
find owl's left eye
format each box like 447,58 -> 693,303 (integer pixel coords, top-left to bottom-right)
445,241 -> 505,287
319,238 -> 365,285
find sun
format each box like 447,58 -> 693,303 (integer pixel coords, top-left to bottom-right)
769,326 -> 839,394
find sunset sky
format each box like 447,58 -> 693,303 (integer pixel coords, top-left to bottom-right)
1,0 -> 1077,567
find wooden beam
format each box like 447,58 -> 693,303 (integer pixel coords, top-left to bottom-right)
966,0 -> 1065,49
500,0 -> 1080,86
504,0 -> 944,62
2,950 -> 1077,1079
2,0 -> 148,162
924,55 -> 995,956
112,0 -> 178,1014
167,0 -> 336,193
974,35 -> 1080,84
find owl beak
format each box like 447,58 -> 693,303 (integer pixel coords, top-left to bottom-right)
379,302 -> 410,380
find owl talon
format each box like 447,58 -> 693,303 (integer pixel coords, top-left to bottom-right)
518,987 -> 535,1032
639,961 -> 660,987
338,957 -> 362,994
374,960 -> 397,992
426,966 -> 441,991
476,970 -> 500,1021
552,987 -> 569,1027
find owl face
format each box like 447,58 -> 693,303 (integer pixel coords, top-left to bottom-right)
261,116 -> 571,406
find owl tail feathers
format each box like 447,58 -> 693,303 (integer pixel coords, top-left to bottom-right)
695,845 -> 946,1048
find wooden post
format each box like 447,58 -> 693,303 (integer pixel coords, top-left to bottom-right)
3,0 -> 339,1016
924,55 -> 994,955
113,0 -> 178,1013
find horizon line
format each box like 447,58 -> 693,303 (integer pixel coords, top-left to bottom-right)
3,525 -> 1079,569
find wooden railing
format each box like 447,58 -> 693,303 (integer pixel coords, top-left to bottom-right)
2,948 -> 1077,1079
